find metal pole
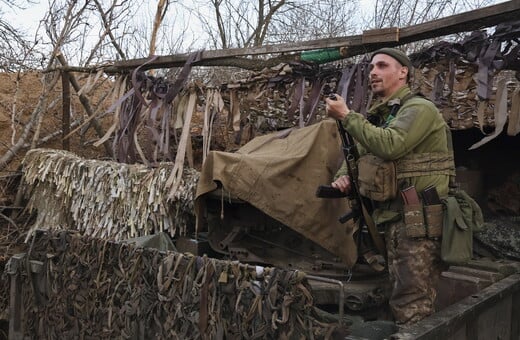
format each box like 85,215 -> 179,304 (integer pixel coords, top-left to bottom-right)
306,274 -> 346,325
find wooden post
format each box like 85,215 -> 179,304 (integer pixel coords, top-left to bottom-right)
7,254 -> 25,340
62,71 -> 71,150
55,52 -> 113,157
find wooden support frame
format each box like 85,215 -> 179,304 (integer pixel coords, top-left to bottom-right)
56,53 -> 113,157
79,1 -> 520,73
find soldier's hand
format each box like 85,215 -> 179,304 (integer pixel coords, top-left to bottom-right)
331,175 -> 352,194
325,94 -> 351,120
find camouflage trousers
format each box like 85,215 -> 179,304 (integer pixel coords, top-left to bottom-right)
385,221 -> 445,325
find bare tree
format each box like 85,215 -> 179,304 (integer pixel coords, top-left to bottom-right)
368,0 -> 495,29
357,0 -> 497,53
268,0 -> 359,44
0,0 -> 46,71
194,0 -> 291,49
42,0 -> 141,65
190,0 -> 361,51
0,0 -> 128,170
91,0 -> 129,61
149,0 -> 169,56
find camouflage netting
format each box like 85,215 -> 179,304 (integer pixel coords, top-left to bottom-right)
475,216 -> 520,261
11,230 -> 346,339
62,21 -> 520,164
110,22 -> 520,159
21,148 -> 199,240
215,20 -> 520,148
219,62 -> 336,133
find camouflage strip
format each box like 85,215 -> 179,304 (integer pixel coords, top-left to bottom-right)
21,148 -> 199,240
507,86 -> 520,136
9,230 -> 345,339
470,77 -> 511,150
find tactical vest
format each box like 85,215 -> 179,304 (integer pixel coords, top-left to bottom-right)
357,93 -> 455,202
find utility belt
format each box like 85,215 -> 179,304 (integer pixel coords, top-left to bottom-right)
357,153 -> 485,264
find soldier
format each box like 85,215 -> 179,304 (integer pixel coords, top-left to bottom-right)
325,48 -> 454,325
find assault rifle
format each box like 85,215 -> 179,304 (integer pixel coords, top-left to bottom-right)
316,118 -> 360,224
317,93 -> 387,262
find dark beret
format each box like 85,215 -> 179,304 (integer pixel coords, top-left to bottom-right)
371,48 -> 413,70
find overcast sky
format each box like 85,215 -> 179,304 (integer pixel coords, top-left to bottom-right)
3,0 -> 375,39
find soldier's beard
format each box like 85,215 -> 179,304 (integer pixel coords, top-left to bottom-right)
371,84 -> 385,97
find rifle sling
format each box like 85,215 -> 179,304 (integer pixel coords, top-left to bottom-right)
361,201 -> 387,261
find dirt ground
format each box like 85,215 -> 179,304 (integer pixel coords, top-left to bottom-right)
0,71 -> 117,168
0,72 -> 48,259
0,71 -> 117,261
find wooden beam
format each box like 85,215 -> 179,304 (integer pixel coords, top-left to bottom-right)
398,1 -> 520,43
102,35 -> 363,72
74,1 -> 519,73
362,27 -> 399,44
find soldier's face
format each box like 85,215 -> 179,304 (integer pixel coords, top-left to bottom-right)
369,54 -> 408,98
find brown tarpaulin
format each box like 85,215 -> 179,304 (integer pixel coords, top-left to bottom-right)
195,119 -> 358,268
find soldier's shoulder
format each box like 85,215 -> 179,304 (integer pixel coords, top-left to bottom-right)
404,93 -> 437,110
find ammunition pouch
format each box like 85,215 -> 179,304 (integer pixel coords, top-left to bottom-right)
424,204 -> 443,238
403,203 -> 444,239
403,203 -> 426,238
357,155 -> 397,202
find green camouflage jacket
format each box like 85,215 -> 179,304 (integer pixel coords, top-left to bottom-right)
335,85 -> 453,224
